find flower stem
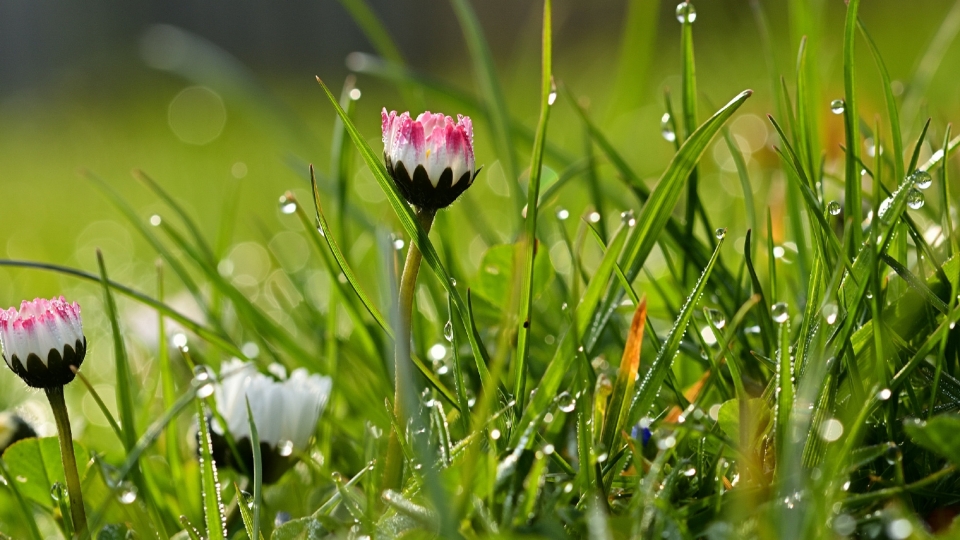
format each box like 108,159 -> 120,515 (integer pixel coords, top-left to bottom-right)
383,207 -> 436,492
45,386 -> 88,538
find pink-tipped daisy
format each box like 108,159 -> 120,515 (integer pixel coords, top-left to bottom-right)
0,297 -> 86,388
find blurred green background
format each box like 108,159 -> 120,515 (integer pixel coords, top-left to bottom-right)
1,0 -> 959,489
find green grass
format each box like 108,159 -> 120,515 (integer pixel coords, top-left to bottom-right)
3,0 -> 960,538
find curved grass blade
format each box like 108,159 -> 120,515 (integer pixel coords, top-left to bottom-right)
314,76 -> 494,392
513,0 -> 553,412
625,235 -> 726,427
842,0 -> 863,250
0,259 -> 242,357
133,170 -> 217,265
858,21 -> 905,182
196,402 -> 227,540
244,398 -> 262,540
584,90 -> 752,352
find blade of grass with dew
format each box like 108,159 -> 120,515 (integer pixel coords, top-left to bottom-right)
625,235 -> 725,428
245,398 -> 262,540
97,252 -> 152,516
879,253 -> 950,314
909,119 -> 932,174
449,0 -> 520,213
584,90 -> 753,352
310,167 -> 391,336
195,402 -> 227,540
315,76 -> 494,392
679,0 -> 699,280
601,298 -> 646,453
0,259 -> 243,358
842,0 -> 863,252
858,21 -> 905,183
133,170 -> 217,266
513,0 -> 553,412
156,262 -> 185,521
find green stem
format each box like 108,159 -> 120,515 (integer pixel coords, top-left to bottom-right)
45,386 -> 88,538
383,207 -> 436,492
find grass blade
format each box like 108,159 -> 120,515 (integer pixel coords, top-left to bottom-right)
245,398 -> 262,540
601,297 -> 647,452
842,0 -> 863,251
513,0 -> 553,412
195,402 -> 227,540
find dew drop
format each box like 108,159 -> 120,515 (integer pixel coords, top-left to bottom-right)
192,365 -> 215,398
149,214 -> 162,227
240,490 -> 254,509
907,188 -> 925,210
771,302 -> 789,323
910,170 -> 933,189
50,482 -> 64,502
588,212 -> 601,223
877,388 -> 892,401
278,195 -> 297,215
490,428 -> 501,440
449,277 -> 457,287
556,208 -> 570,221
827,200 -> 842,216
830,99 -> 845,115
278,439 -> 295,457
660,112 -> 677,142
349,88 -> 362,101
393,238 -> 405,250
878,197 -> 893,221
714,227 -> 726,240
675,1 -> 696,23
118,481 -> 138,504
621,210 -> 635,225
706,308 -> 726,329
443,320 -> 454,342
557,391 -> 576,413
822,303 -> 838,325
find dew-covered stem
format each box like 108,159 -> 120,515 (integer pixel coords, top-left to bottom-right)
45,385 -> 88,538
384,206 -> 436,491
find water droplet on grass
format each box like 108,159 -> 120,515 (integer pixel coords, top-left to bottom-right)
907,188 -> 925,210
118,482 -> 138,504
557,391 -> 576,413
675,2 -> 696,23
706,308 -> 726,329
278,439 -> 294,457
192,365 -> 215,398
556,208 -> 569,221
822,303 -> 838,325
443,320 -> 454,341
150,215 -> 162,227
827,201 -> 842,216
830,99 -> 845,114
660,113 -> 676,142
910,170 -> 933,189
279,195 -> 297,214
772,302 -> 789,323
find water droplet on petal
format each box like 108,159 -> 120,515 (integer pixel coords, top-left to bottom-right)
830,99 -> 845,114
907,188 -> 925,210
827,200 -> 842,216
557,391 -> 576,413
660,112 -> 677,142
772,302 -> 789,323
910,170 -> 933,189
675,1 -> 696,23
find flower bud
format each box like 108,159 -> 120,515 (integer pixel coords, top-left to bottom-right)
382,109 -> 479,210
0,297 -> 86,389
209,360 -> 332,483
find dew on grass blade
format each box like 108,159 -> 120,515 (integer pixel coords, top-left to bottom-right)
715,228 -> 726,239
557,391 -> 576,413
118,481 -> 138,504
428,343 -> 447,361
675,1 -> 696,23
822,303 -> 838,325
887,519 -> 912,540
877,388 -> 892,401
443,320 -> 454,342
192,365 -> 215,398
819,418 -> 843,442
907,188 -> 924,210
279,195 -> 297,214
772,302 -> 789,323
588,212 -> 601,223
827,201 -> 842,216
240,490 -> 254,509
556,208 -> 569,221
830,99 -> 845,114
660,112 -> 677,142
706,308 -> 726,329
149,214 -> 162,227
